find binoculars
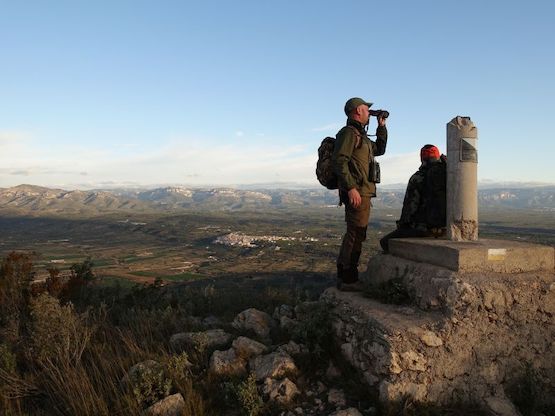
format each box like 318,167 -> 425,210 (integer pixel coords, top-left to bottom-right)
369,109 -> 389,119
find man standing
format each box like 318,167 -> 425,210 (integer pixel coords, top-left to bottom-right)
379,144 -> 446,253
333,97 -> 387,290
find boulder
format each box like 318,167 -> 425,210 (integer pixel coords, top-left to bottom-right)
232,336 -> 267,359
262,377 -> 300,404
208,348 -> 247,377
144,393 -> 185,416
232,308 -> 275,339
169,329 -> 232,353
249,352 -> 298,381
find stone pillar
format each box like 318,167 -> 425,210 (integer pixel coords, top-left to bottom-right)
446,116 -> 478,241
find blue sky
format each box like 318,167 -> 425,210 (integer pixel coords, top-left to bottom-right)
1,0 -> 554,188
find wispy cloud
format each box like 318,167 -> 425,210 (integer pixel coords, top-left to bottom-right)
0,130 -> 423,188
310,123 -> 342,132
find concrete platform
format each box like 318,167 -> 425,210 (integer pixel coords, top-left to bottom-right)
388,238 -> 554,273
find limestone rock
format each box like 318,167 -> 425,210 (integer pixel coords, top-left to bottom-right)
400,350 -> 427,372
484,396 -> 521,416
232,308 -> 275,339
329,409 -> 363,416
262,377 -> 300,404
232,336 -> 267,359
209,348 -> 246,377
379,380 -> 427,402
420,331 -> 443,347
169,329 -> 232,353
389,352 -> 402,374
322,244 -> 555,408
249,352 -> 298,380
144,393 -> 185,416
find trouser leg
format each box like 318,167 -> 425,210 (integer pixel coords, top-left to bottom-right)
337,224 -> 365,282
337,196 -> 371,283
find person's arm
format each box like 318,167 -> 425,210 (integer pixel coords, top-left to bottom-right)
371,116 -> 388,156
398,172 -> 422,227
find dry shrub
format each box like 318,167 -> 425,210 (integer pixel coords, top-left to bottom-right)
0,252 -> 34,343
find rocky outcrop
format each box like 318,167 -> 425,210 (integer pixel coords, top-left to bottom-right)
322,240 -> 555,410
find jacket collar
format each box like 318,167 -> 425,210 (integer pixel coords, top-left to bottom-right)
346,118 -> 366,133
419,158 -> 441,170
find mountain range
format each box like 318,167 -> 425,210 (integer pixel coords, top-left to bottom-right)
0,184 -> 553,215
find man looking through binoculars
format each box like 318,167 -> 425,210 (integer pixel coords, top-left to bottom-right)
332,97 -> 388,291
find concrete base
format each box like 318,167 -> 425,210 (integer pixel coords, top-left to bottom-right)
388,238 -> 554,273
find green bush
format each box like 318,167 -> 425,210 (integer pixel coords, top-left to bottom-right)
28,294 -> 93,365
165,352 -> 192,382
129,363 -> 172,408
291,301 -> 333,354
235,373 -> 263,416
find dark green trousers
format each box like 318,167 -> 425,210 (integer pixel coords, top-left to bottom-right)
337,195 -> 371,283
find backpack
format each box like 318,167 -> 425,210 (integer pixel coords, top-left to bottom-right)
316,137 -> 338,189
316,127 -> 362,190
423,156 -> 447,229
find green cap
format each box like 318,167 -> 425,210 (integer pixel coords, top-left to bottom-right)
344,97 -> 373,116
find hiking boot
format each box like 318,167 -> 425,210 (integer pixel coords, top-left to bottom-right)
337,280 -> 365,292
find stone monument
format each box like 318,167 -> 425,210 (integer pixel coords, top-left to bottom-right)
446,116 -> 478,241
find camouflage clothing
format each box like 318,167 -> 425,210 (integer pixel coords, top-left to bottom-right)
398,167 -> 428,231
398,159 -> 445,230
380,159 -> 446,253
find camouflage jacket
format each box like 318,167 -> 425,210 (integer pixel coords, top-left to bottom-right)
332,119 -> 387,197
398,159 -> 444,230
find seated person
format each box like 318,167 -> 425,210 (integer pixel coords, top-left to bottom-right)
380,144 -> 446,253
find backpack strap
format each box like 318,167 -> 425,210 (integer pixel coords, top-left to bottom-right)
345,125 -> 363,149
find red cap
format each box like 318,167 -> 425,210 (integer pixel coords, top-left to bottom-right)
420,145 -> 440,161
